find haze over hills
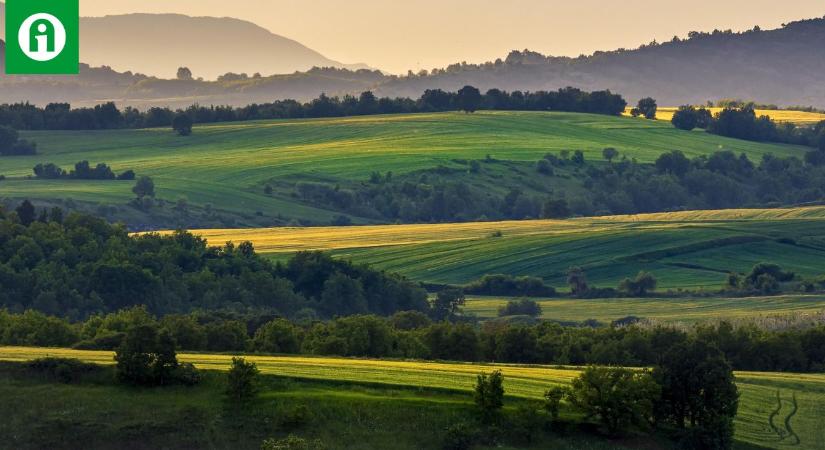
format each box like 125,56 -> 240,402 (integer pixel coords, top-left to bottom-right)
2,7 -> 825,108
0,2 -> 368,79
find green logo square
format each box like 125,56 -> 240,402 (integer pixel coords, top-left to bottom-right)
5,0 -> 79,75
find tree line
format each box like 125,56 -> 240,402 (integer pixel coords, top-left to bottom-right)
32,161 -> 135,181
285,146 -> 825,225
0,86 -> 627,132
3,305 -> 825,374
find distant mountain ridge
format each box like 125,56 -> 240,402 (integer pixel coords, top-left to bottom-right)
2,9 -> 825,108
0,2 -> 368,79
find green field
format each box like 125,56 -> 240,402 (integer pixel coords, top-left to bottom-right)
186,206 -> 825,290
1,347 -> 822,450
463,294 -> 825,323
0,111 -> 809,224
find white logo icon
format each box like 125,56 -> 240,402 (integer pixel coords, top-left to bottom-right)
18,13 -> 67,62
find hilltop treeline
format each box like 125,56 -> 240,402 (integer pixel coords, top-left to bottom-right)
0,206 -> 428,320
286,147 -> 825,223
2,307 -> 825,374
0,86 -> 626,131
670,104 -> 825,151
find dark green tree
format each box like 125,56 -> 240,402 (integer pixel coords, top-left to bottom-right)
172,113 -> 193,136
15,200 -> 36,227
225,357 -> 259,405
569,366 -> 660,436
431,288 -> 465,321
602,147 -> 619,163
474,370 -> 504,423
132,176 -> 156,199
456,86 -> 482,113
635,97 -> 658,120
114,325 -> 179,386
654,340 -> 739,450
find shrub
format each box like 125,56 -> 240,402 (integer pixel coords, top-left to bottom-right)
544,386 -> 569,420
225,357 -> 259,405
114,325 -> 179,386
498,299 -> 543,317
25,357 -> 102,383
279,404 -> 313,430
474,370 -> 504,423
618,271 -> 657,296
509,403 -> 544,443
261,435 -> 325,450
442,422 -> 478,450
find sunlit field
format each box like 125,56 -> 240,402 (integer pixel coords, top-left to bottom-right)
463,295 -> 825,324
625,107 -> 825,125
2,347 -> 823,450
181,206 -> 825,289
2,111 -> 808,223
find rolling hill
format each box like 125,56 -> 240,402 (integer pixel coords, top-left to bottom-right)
185,206 -> 825,290
0,111 -> 809,228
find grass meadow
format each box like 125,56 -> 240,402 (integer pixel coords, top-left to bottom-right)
2,111 -> 809,223
0,346 -> 822,450
184,206 -> 825,290
463,295 -> 825,324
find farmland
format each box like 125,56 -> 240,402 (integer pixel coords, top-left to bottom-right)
625,107 -> 825,125
1,346 -> 823,450
186,206 -> 825,290
463,295 -> 825,324
0,111 -> 808,225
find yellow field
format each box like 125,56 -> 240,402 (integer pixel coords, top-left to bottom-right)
0,346 -> 578,398
3,346 -> 825,449
624,107 -> 825,124
165,206 -> 825,255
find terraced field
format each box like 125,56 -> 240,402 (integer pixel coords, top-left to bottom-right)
2,347 -> 822,450
463,295 -> 825,323
188,206 -> 825,289
626,107 -> 825,125
1,111 -> 808,223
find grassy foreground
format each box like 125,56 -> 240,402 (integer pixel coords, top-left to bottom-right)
188,206 -> 825,289
2,111 -> 807,223
1,347 -> 823,450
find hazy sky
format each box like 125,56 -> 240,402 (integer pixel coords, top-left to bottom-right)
79,0 -> 825,73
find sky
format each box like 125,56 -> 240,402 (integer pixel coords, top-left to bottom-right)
79,0 -> 825,73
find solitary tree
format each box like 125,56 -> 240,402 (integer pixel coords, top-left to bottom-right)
132,176 -> 156,200
635,98 -> 658,120
225,357 -> 260,406
172,113 -> 193,136
474,370 -> 504,423
671,105 -> 700,131
176,67 -> 193,81
602,147 -> 619,163
456,85 -> 482,113
567,267 -> 589,296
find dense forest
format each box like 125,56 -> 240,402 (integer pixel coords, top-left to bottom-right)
0,205 -> 428,320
